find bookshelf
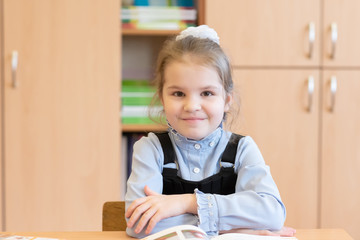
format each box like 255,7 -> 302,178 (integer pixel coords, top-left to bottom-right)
120,0 -> 204,132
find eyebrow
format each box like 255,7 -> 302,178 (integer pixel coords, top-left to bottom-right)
165,85 -> 221,90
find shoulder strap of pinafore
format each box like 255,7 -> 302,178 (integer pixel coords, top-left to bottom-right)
221,133 -> 243,164
156,132 -> 175,165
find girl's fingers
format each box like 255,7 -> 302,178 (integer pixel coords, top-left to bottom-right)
135,205 -> 158,234
277,226 -> 296,237
126,186 -> 158,219
145,211 -> 162,234
126,199 -> 151,228
125,197 -> 147,218
144,185 -> 160,196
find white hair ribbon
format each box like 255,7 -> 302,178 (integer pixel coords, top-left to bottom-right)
176,25 -> 220,45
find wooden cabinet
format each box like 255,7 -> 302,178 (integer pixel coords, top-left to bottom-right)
206,1 -> 360,238
323,0 -> 360,67
231,70 -> 320,228
207,0 -> 360,67
0,1 -> 3,230
320,70 -> 360,240
321,2 -> 360,239
206,0 -> 322,229
206,0 -> 320,67
1,0 -> 121,231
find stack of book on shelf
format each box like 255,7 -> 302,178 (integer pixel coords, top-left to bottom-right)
121,79 -> 162,125
121,0 -> 197,30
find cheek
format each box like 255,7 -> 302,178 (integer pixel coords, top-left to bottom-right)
163,97 -> 180,109
162,100 -> 177,117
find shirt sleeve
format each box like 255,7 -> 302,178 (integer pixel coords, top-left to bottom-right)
195,136 -> 286,233
125,133 -> 198,238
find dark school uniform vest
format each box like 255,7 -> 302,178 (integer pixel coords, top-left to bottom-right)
155,132 -> 244,195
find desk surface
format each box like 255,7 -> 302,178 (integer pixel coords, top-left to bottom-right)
1,229 -> 353,240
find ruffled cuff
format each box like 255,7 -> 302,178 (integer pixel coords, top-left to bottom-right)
194,188 -> 219,235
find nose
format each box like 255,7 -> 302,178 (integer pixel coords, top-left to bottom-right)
183,96 -> 201,112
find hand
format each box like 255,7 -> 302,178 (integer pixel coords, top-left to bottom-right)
125,185 -> 197,235
219,226 -> 296,237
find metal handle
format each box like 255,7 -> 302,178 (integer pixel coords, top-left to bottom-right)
308,22 -> 315,59
11,50 -> 19,88
329,76 -> 337,112
307,76 -> 315,112
330,23 -> 338,59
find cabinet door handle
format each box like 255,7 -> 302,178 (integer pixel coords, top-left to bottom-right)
307,75 -> 315,112
329,76 -> 337,112
11,50 -> 19,88
330,23 -> 338,59
308,22 -> 315,59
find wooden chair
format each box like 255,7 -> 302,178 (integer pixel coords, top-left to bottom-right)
102,201 -> 127,231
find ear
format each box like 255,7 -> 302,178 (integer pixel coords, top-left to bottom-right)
224,93 -> 233,112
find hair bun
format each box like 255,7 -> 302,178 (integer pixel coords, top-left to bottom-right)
176,25 -> 220,45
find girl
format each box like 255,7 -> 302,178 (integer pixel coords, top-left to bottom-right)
125,25 -> 294,238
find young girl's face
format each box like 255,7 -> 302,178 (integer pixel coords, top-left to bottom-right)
161,60 -> 232,140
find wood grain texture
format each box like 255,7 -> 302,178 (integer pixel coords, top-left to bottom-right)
103,201 -> 127,231
3,0 -> 121,231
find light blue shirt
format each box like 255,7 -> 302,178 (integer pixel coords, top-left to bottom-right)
125,127 -> 286,238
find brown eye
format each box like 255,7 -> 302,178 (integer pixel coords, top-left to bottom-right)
173,91 -> 185,97
201,91 -> 213,97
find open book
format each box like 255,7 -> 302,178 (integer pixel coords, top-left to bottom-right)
141,225 -> 297,240
0,235 -> 58,240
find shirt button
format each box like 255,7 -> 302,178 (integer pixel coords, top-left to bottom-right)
193,167 -> 200,173
209,141 -> 215,147
194,143 -> 201,150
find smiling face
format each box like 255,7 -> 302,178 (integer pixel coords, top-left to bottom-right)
161,59 -> 232,140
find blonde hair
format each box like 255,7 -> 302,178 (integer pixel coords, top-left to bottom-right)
149,35 -> 239,126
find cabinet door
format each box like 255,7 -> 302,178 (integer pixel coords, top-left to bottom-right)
231,69 -> 320,228
321,70 -> 360,240
3,0 -> 120,231
323,0 -> 360,67
205,0 -> 320,67
0,2 -> 3,231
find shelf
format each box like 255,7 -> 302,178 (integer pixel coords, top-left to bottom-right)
121,0 -> 205,36
122,123 -> 167,133
122,28 -> 181,36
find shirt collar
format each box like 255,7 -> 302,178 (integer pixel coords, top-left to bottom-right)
168,126 -> 223,151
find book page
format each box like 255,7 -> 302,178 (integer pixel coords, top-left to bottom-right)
141,225 -> 298,240
142,225 -> 208,240
0,235 -> 58,240
212,233 -> 297,240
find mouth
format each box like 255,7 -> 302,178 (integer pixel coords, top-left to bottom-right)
181,117 -> 206,123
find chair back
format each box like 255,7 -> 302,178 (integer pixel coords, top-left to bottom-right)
102,201 -> 127,231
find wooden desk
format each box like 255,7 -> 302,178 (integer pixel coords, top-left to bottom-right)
1,229 -> 353,240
